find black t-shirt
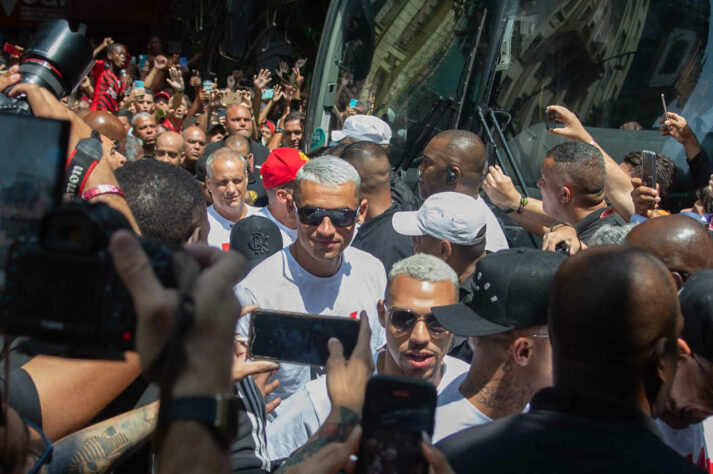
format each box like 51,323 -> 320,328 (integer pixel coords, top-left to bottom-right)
351,204 -> 414,274
437,387 -> 703,474
575,205 -> 626,245
203,138 -> 269,207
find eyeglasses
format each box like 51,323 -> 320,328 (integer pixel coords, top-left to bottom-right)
156,149 -> 180,159
387,307 -> 448,336
527,333 -> 550,339
296,206 -> 358,227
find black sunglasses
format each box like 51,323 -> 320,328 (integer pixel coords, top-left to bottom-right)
387,308 -> 448,336
296,206 -> 358,227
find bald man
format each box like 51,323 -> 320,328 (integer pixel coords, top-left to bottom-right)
626,214 -> 713,288
438,246 -> 700,473
225,133 -> 267,206
181,125 -> 207,173
155,131 -> 184,166
341,141 -> 413,273
204,104 -> 270,204
83,110 -> 128,170
419,130 -> 508,251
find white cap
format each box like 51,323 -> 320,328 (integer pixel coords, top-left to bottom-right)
330,115 -> 392,145
392,192 -> 487,245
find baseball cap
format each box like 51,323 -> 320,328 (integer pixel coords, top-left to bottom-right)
154,91 -> 171,102
679,269 -> 713,363
432,249 -> 567,336
230,216 -> 283,271
330,115 -> 392,145
392,192 -> 487,245
260,147 -> 309,188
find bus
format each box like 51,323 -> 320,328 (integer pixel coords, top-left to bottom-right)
305,0 -> 712,245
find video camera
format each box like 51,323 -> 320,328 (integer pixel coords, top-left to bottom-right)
0,115 -> 178,359
0,19 -> 94,115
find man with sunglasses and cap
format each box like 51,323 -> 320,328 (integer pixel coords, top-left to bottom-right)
235,156 -> 388,403
265,253 -> 469,461
430,248 -> 566,441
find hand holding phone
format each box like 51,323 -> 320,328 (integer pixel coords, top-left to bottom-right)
249,310 -> 360,366
356,376 -> 437,474
641,150 -> 657,193
545,108 -> 562,130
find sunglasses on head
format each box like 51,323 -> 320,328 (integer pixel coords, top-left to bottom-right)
296,206 -> 358,227
387,308 -> 448,335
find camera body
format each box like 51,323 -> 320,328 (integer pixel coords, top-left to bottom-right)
1,201 -> 176,359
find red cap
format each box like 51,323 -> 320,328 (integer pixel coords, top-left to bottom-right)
155,91 -> 171,102
260,147 -> 309,188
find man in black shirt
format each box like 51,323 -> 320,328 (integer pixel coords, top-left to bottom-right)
341,141 -> 413,273
436,246 -> 702,474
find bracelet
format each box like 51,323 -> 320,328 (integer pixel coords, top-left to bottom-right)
589,139 -> 597,146
81,184 -> 125,200
516,196 -> 529,214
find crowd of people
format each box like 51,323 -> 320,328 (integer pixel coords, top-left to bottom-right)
1,30 -> 713,474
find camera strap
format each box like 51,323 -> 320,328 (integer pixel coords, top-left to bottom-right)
64,130 -> 103,196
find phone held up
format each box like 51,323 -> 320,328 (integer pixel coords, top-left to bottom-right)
545,108 -> 562,130
641,149 -> 657,192
249,310 -> 360,366
356,376 -> 437,474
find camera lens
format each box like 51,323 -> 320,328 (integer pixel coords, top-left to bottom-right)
18,20 -> 94,99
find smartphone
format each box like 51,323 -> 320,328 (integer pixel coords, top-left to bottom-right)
349,98 -> 359,108
261,89 -> 274,100
249,310 -> 360,366
545,108 -> 562,130
356,376 -> 437,474
133,80 -> 144,90
178,56 -> 188,69
202,80 -> 213,93
0,115 -> 69,289
137,54 -> 148,71
222,91 -> 242,106
191,69 -> 200,78
642,150 -> 657,190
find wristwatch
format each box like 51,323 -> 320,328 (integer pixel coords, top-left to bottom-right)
275,128 -> 285,134
165,394 -> 238,448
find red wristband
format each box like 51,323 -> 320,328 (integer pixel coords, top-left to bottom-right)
81,184 -> 125,200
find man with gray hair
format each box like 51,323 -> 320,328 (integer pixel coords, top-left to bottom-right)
264,253 -> 469,460
235,156 -> 388,403
205,147 -> 258,250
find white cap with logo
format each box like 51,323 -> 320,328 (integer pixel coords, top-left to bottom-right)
392,192 -> 487,245
330,114 -> 392,145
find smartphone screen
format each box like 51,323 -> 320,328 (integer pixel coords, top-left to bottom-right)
202,80 -> 213,92
0,115 -> 69,289
133,80 -> 144,90
642,150 -> 657,190
357,376 -> 437,474
249,310 -> 360,366
349,98 -> 359,108
138,54 -> 147,70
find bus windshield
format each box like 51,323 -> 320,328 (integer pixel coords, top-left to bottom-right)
312,0 -> 713,202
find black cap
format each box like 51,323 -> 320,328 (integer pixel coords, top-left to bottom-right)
432,249 -> 567,336
229,216 -> 283,271
679,270 -> 713,363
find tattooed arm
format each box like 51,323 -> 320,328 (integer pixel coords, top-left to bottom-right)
46,401 -> 158,474
276,313 -> 374,472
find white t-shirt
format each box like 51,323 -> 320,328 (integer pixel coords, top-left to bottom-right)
257,206 -> 297,248
431,372 -> 492,442
658,419 -> 712,472
475,196 -> 509,252
206,204 -> 259,251
265,354 -> 469,460
235,246 -> 387,402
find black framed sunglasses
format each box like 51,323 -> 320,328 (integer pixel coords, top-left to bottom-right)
387,307 -> 448,336
296,206 -> 358,227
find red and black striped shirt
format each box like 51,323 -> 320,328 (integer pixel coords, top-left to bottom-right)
91,68 -> 123,113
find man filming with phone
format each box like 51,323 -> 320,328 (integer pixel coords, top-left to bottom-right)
265,253 -> 469,460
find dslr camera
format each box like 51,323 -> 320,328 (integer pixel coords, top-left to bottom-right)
1,199 -> 177,359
